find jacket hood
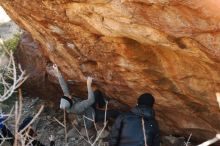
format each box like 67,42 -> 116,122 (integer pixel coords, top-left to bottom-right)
130,105 -> 155,120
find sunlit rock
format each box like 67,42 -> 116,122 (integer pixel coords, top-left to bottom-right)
1,0 -> 220,142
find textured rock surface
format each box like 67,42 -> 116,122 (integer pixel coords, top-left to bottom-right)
15,32 -> 62,102
1,0 -> 220,142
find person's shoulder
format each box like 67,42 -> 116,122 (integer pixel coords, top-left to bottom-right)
117,111 -> 134,120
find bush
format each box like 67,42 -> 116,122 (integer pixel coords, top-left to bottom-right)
3,33 -> 21,52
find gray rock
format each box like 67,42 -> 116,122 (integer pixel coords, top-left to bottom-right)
57,129 -> 65,135
67,128 -> 78,139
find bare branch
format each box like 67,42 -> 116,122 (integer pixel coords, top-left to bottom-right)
74,101 -> 110,146
53,117 -> 65,128
197,134 -> 220,146
64,110 -> 67,145
91,101 -> 109,146
18,105 -> 44,134
0,47 -> 28,102
184,133 -> 192,146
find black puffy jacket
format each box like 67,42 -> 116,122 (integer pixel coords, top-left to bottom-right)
109,105 -> 160,146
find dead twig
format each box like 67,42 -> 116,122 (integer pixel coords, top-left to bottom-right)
64,110 -> 67,145
197,134 -> 220,146
184,133 -> 192,146
0,42 -> 28,102
53,117 -> 65,128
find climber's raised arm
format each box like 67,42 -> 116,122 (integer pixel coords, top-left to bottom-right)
71,77 -> 95,114
52,64 -> 73,110
52,64 -> 70,97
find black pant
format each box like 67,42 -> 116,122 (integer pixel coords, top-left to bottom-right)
95,109 -> 121,122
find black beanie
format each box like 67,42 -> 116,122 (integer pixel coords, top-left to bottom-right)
138,93 -> 155,107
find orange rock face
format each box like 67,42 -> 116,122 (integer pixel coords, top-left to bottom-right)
15,32 -> 63,101
1,0 -> 220,141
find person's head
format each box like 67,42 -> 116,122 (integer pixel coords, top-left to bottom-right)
94,89 -> 106,108
137,93 -> 155,107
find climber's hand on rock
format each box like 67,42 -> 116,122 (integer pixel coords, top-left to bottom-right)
60,96 -> 73,110
87,76 -> 93,87
52,64 -> 60,76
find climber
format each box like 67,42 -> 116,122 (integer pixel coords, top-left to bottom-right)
109,93 -> 160,146
52,64 -> 120,128
52,64 -> 95,128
